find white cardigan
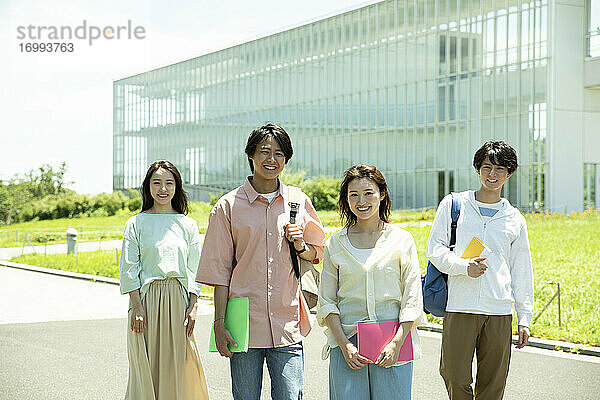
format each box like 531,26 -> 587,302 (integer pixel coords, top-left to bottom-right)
426,191 -> 534,327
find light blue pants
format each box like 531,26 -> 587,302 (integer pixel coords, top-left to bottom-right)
329,335 -> 413,400
230,342 -> 303,400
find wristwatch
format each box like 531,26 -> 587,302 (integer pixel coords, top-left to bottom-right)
295,242 -> 308,254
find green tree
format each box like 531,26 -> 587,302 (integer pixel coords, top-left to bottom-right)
0,162 -> 71,225
23,162 -> 70,198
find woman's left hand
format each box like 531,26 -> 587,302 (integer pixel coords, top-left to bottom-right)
376,339 -> 402,368
184,294 -> 198,337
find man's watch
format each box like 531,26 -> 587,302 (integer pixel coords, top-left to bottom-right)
295,242 -> 308,254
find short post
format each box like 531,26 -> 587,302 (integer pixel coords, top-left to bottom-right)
556,282 -> 561,327
66,228 -> 78,255
27,234 -> 36,254
115,248 -> 119,267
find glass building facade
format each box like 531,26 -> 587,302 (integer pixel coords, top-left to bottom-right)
114,0 -> 587,210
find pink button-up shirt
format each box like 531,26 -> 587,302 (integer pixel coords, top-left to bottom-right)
196,178 -> 326,348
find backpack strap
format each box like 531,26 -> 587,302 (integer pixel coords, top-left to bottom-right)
449,192 -> 461,252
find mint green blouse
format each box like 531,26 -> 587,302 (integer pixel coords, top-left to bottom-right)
119,213 -> 201,302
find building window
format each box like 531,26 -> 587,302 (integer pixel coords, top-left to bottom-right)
584,163 -> 599,209
438,170 -> 455,204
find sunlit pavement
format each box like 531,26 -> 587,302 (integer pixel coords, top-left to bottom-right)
1,266 -> 599,400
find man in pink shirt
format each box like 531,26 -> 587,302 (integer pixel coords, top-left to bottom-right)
196,123 -> 326,400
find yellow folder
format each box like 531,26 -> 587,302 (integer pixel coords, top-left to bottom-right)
461,237 -> 486,259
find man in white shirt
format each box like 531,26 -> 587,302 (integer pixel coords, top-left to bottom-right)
426,141 -> 534,400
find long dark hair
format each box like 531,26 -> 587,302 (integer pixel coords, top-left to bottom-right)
338,164 -> 391,228
140,160 -> 189,215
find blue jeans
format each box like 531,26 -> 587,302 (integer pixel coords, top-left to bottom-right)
230,342 -> 303,400
329,335 -> 413,400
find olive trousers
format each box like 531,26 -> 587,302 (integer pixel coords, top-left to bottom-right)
440,312 -> 512,400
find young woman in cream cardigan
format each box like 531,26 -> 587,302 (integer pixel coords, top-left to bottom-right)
317,164 -> 426,400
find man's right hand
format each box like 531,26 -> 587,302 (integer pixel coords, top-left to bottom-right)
467,257 -> 488,278
214,319 -> 238,358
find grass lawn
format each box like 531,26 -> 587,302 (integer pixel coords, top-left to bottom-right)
0,202 -> 213,248
0,205 -> 431,248
8,209 -> 600,346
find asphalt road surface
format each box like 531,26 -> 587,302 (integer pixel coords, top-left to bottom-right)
1,266 -> 599,400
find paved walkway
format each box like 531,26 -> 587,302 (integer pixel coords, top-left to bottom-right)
1,266 -> 599,399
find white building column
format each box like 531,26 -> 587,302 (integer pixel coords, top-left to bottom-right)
547,0 -> 586,212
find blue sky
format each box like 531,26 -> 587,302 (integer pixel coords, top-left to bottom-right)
0,0 -> 373,194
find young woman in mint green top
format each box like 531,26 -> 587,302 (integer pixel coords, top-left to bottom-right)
119,160 -> 209,400
120,212 -> 201,303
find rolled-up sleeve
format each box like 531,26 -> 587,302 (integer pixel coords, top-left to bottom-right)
317,246 -> 340,326
196,200 -> 235,287
186,220 -> 202,296
301,196 -> 326,263
399,237 -> 427,325
119,219 -> 141,295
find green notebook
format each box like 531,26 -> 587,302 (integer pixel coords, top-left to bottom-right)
208,297 -> 249,353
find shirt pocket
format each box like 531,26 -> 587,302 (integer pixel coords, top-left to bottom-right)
381,260 -> 400,278
377,260 -> 402,296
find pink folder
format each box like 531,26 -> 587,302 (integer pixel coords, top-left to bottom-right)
357,320 -> 414,363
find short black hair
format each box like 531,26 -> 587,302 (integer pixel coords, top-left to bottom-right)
244,123 -> 293,172
473,141 -> 518,175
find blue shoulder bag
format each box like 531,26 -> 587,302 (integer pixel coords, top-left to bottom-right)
422,193 -> 461,317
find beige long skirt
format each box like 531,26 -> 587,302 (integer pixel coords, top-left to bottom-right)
125,278 -> 209,400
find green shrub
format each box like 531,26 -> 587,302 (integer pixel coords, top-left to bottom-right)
281,170 -> 341,210
302,175 -> 341,210
127,196 -> 142,212
14,190 -> 138,222
208,192 -> 224,207
123,189 -> 142,212
55,194 -> 91,218
188,201 -> 213,214
89,208 -> 109,217
89,192 -> 128,216
280,170 -> 307,187
0,162 -> 70,225
33,197 -> 59,220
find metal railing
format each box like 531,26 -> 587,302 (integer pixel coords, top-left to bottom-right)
532,281 -> 561,327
